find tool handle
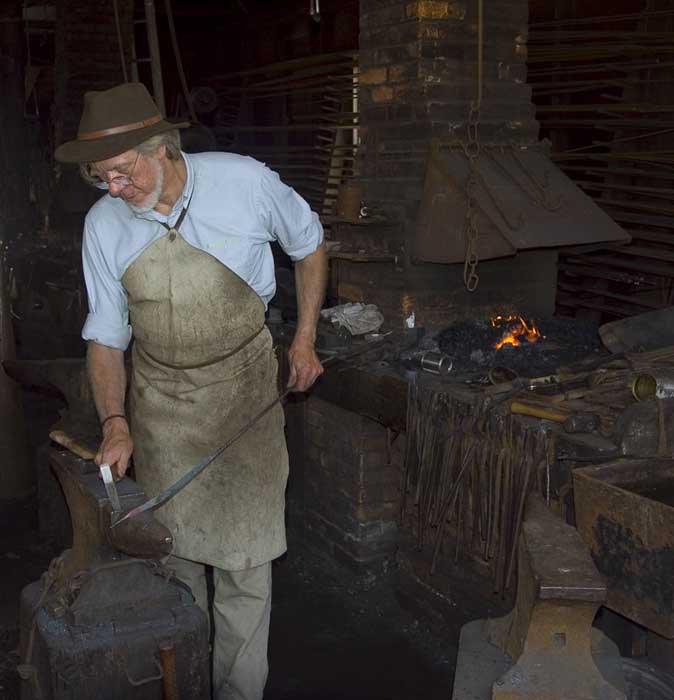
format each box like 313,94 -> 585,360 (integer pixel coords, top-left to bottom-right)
49,430 -> 97,460
510,401 -> 570,423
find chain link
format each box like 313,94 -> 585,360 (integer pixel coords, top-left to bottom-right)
462,100 -> 481,292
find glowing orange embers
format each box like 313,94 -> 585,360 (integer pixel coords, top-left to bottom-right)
491,315 -> 544,350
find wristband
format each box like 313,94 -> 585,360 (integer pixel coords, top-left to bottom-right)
101,413 -> 127,428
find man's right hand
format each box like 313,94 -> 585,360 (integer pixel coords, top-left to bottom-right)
96,416 -> 134,479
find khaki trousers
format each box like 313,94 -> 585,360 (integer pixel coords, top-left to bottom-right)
169,556 -> 272,700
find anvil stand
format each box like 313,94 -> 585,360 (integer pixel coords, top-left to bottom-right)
17,442 -> 211,699
452,497 -> 627,700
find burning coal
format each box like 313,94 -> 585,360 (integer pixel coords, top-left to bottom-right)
491,315 -> 544,350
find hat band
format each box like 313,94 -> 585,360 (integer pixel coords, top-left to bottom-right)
78,114 -> 163,141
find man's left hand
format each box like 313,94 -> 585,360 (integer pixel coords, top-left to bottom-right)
287,338 -> 323,392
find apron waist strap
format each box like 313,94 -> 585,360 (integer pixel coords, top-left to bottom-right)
139,324 -> 268,370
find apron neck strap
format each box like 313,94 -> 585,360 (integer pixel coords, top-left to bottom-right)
160,190 -> 194,235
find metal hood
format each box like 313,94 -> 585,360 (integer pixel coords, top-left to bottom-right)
414,141 -> 630,264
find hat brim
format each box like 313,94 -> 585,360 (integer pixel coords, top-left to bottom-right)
55,119 -> 191,164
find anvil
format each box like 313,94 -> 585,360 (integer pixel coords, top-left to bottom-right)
49,447 -> 173,580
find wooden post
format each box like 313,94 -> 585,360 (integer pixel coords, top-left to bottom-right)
0,256 -> 33,503
0,0 -> 30,233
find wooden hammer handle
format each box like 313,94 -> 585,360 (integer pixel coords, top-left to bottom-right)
510,401 -> 570,423
49,430 -> 97,461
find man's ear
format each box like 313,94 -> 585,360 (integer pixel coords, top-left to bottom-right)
155,143 -> 167,161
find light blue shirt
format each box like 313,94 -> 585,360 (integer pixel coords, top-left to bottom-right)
81,151 -> 324,350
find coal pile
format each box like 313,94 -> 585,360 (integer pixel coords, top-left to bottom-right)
436,317 -> 602,377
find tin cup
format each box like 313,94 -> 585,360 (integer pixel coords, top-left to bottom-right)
420,351 -> 453,375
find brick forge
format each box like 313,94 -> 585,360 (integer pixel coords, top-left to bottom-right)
358,0 -> 536,220
302,398 -> 403,572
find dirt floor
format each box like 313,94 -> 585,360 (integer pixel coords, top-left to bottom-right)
0,527 -> 457,700
266,545 -> 457,700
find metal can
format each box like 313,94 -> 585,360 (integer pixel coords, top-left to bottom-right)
420,351 -> 453,375
631,372 -> 674,401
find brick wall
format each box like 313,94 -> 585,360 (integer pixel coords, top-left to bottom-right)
55,0 -> 134,144
328,0 -> 558,329
358,0 -> 537,220
302,397 -> 403,571
53,0 -> 134,215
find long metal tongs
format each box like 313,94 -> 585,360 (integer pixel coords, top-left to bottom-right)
112,385 -> 292,527
112,339 -> 390,527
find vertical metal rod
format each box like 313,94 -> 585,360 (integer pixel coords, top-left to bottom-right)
164,0 -> 197,122
476,0 -> 484,106
112,0 -> 128,82
159,643 -> 179,700
144,0 -> 166,116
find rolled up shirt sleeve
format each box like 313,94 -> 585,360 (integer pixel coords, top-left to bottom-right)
81,219 -> 132,350
257,166 -> 324,260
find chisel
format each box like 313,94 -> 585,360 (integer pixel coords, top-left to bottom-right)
99,462 -> 122,517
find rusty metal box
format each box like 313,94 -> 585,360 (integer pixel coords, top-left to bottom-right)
574,458 -> 674,638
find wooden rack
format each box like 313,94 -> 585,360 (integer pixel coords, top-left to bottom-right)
528,2 -> 674,321
205,51 -> 359,236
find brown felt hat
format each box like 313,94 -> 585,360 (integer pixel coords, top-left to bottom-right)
55,82 -> 190,164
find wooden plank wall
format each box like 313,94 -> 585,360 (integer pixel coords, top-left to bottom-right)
528,0 -> 674,322
205,51 -> 359,236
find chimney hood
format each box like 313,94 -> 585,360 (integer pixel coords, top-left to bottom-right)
414,140 -> 630,264
357,0 -> 630,269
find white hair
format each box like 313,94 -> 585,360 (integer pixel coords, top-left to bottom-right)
79,128 -> 182,186
135,128 -> 182,160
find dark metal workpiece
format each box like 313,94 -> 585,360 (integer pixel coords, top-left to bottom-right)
563,412 -> 600,434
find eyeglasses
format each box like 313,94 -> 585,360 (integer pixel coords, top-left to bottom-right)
87,151 -> 140,188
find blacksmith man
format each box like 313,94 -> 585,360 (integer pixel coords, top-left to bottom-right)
55,82 -> 327,700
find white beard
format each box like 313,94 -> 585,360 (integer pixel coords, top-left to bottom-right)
127,158 -> 164,214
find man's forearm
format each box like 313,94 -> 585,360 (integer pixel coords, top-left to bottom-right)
87,341 -> 127,421
87,341 -> 133,477
293,242 -> 327,344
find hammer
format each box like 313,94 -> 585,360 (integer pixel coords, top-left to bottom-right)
49,429 -> 122,515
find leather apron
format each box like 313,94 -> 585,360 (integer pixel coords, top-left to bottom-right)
122,230 -> 288,570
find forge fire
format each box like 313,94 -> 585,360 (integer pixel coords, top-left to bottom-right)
491,315 -> 544,350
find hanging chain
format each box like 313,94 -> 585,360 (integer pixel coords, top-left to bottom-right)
462,0 -> 484,292
463,102 -> 481,292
